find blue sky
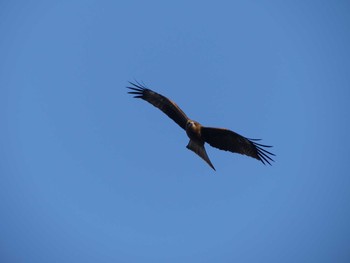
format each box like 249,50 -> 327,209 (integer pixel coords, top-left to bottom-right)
1,1 -> 350,262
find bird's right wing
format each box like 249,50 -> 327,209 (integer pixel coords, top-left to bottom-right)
127,81 -> 189,130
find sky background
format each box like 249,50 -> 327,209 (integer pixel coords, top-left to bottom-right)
1,1 -> 350,262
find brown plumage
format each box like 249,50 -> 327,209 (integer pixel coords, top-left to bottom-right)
127,81 -> 274,171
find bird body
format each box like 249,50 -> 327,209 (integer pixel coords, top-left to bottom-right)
185,120 -> 216,170
127,81 -> 274,170
186,120 -> 202,142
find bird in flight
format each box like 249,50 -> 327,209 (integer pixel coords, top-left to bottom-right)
127,81 -> 274,171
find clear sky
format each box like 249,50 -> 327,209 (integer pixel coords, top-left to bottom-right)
1,1 -> 350,262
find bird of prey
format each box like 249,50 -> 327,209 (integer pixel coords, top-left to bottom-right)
127,81 -> 274,171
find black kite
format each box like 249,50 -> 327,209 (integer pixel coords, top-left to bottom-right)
127,81 -> 274,170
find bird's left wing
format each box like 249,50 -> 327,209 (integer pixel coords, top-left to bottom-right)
201,127 -> 275,165
127,82 -> 189,130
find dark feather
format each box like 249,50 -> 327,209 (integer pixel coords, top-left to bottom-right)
127,81 -> 189,130
201,127 -> 275,165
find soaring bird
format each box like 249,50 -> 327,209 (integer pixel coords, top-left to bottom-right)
127,81 -> 274,171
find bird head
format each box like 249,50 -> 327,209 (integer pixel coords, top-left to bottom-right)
186,120 -> 196,129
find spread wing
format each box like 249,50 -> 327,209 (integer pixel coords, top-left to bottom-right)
201,127 -> 275,165
127,81 -> 189,130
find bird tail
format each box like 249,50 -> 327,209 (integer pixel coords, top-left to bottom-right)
186,140 -> 216,171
